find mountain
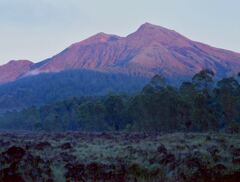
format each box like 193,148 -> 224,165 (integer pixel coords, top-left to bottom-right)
0,23 -> 240,112
0,60 -> 33,84
23,22 -> 240,83
1,23 -> 240,84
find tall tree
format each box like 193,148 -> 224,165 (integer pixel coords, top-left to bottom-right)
192,69 -> 215,92
103,95 -> 125,131
215,77 -> 240,132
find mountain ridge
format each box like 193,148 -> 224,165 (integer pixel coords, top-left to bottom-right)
1,22 -> 240,84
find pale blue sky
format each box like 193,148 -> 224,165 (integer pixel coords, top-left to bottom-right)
0,0 -> 239,64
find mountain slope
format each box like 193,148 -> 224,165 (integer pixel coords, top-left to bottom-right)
24,23 -> 240,82
0,60 -> 33,84
0,70 -> 147,112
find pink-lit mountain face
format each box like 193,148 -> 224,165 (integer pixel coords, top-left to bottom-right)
0,60 -> 33,84
2,23 -> 240,84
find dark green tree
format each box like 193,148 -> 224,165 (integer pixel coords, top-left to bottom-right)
103,95 -> 126,131
78,101 -> 107,131
215,77 -> 240,131
192,69 -> 215,92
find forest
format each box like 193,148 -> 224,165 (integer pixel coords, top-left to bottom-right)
0,69 -> 147,112
1,69 -> 240,133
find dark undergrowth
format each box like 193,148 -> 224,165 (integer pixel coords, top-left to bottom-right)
0,132 -> 240,182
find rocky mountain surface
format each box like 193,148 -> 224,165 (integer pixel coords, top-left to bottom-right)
0,60 -> 33,84
1,23 -> 240,84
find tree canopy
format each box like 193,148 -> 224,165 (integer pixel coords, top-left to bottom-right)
0,69 -> 240,133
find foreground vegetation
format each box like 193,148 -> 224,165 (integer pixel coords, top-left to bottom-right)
1,70 -> 240,133
0,132 -> 240,182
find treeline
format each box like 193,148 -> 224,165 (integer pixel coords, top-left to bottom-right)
0,69 -> 147,112
0,69 -> 240,133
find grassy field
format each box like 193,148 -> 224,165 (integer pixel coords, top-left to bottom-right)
0,132 -> 240,182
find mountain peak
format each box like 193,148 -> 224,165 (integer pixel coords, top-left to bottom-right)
7,60 -> 33,65
72,32 -> 122,47
137,22 -> 173,33
0,60 -> 33,84
140,22 -> 158,28
126,22 -> 189,47
89,32 -> 113,42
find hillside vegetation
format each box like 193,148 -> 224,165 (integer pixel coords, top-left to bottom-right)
0,70 -> 147,113
1,69 -> 240,133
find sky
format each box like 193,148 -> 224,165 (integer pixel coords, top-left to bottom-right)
0,0 -> 240,65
